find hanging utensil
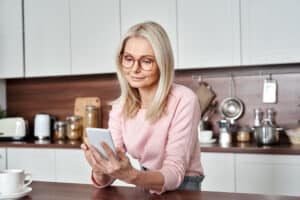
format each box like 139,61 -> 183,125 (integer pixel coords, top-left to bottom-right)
220,74 -> 244,123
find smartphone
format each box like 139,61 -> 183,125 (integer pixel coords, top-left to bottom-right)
86,128 -> 116,159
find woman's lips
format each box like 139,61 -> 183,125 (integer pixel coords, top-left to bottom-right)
131,76 -> 145,81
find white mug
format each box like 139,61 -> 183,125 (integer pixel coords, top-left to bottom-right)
0,169 -> 32,195
198,130 -> 213,142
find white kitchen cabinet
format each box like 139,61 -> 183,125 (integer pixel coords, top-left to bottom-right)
201,152 -> 235,192
241,0 -> 300,65
24,0 -> 71,77
121,0 -> 178,66
177,0 -> 240,69
70,0 -> 120,74
55,149 -> 91,184
0,148 -> 7,170
236,154 -> 300,196
0,0 -> 24,78
7,148 -> 56,181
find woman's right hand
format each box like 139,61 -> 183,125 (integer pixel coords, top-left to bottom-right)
80,142 -> 112,186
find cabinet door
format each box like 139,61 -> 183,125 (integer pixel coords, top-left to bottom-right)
24,0 -> 71,77
241,0 -> 300,65
7,148 -> 55,181
236,154 -> 300,196
177,0 -> 240,69
55,149 -> 91,184
71,0 -> 120,74
201,152 -> 235,192
0,148 -> 6,170
121,0 -> 178,66
0,0 -> 24,78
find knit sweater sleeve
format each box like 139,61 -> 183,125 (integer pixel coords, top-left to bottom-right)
154,91 -> 201,194
108,103 -> 126,152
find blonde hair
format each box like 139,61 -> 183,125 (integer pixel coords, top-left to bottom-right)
115,21 -> 174,122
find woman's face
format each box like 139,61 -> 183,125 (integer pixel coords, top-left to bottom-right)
121,37 -> 159,91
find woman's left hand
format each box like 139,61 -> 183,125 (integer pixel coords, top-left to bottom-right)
89,142 -> 137,183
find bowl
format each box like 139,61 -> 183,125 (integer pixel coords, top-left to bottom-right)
286,128 -> 300,144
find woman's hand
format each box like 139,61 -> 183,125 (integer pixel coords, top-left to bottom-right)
91,142 -> 138,183
81,141 -> 137,184
81,142 -> 112,186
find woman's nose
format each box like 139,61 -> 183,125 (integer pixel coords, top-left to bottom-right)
131,60 -> 141,72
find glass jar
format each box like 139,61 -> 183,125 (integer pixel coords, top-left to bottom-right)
83,105 -> 99,139
54,121 -> 67,140
66,115 -> 82,140
237,127 -> 251,142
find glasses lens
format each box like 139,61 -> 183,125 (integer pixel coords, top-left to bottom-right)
122,55 -> 134,68
140,57 -> 154,71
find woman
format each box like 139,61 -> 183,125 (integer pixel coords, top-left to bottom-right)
81,21 -> 204,194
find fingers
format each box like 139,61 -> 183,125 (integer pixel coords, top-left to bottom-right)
101,142 -> 117,161
80,143 -> 88,150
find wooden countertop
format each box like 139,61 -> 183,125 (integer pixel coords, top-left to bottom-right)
18,181 -> 299,200
1,139 -> 300,155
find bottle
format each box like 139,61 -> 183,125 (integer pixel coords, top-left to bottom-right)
266,108 -> 275,125
83,105 -> 99,139
218,120 -> 232,146
253,108 -> 263,127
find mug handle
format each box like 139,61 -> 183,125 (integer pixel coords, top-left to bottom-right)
24,173 -> 33,187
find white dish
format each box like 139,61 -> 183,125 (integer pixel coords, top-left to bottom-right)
0,187 -> 32,199
199,138 -> 216,144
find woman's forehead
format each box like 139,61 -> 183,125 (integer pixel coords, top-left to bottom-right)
124,37 -> 154,57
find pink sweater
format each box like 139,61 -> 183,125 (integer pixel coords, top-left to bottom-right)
108,84 -> 204,193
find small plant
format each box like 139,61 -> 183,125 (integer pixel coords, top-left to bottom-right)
0,105 -> 6,119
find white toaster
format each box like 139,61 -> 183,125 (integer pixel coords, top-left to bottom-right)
0,117 -> 27,140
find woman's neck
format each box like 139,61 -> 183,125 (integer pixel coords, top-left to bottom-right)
139,84 -> 158,109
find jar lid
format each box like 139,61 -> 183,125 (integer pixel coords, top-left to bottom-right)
66,115 -> 82,121
55,121 -> 67,126
85,105 -> 97,111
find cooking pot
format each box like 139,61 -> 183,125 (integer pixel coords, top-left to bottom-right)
253,119 -> 283,145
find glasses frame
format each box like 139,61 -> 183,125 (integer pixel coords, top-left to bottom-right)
120,53 -> 156,71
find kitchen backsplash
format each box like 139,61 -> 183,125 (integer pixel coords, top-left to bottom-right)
6,64 -> 300,137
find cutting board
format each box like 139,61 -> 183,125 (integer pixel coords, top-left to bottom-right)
196,82 -> 216,117
74,97 -> 101,127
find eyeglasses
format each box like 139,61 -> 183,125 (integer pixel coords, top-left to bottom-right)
121,53 -> 156,71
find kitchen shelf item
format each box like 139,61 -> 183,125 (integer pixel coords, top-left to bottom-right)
220,75 -> 244,123
237,127 -> 251,142
253,108 -> 263,127
74,97 -> 101,127
66,115 -> 82,140
253,119 -> 283,145
83,105 -> 99,140
194,77 -> 216,117
54,121 -> 67,140
286,128 -> 300,144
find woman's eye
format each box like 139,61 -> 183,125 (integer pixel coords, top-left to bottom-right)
124,56 -> 133,62
142,59 -> 153,65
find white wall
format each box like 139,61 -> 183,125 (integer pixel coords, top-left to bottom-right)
0,80 -> 6,109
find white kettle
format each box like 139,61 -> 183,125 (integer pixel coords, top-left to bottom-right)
34,113 -> 55,140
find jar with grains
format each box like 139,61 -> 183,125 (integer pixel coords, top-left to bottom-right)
83,105 -> 99,139
237,127 -> 251,142
54,121 -> 67,140
66,115 -> 82,140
